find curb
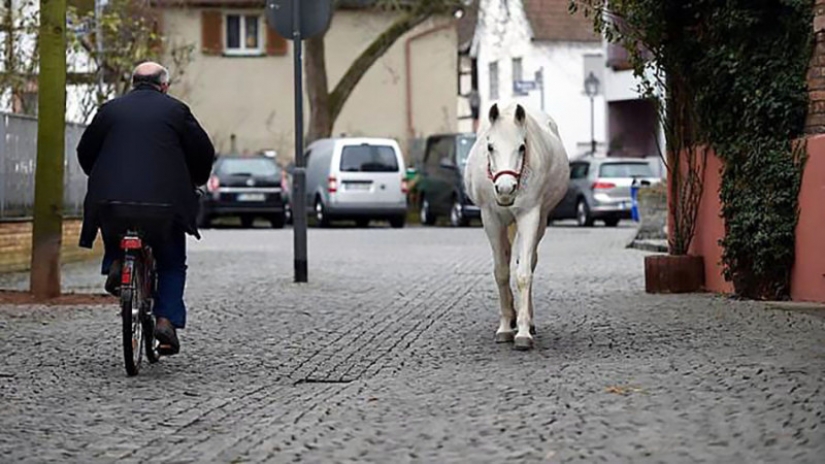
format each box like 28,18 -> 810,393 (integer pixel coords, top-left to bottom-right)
628,239 -> 668,253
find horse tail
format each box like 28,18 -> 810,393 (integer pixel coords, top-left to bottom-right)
507,223 -> 517,246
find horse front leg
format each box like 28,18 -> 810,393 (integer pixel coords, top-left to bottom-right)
514,209 -> 542,350
482,211 -> 515,343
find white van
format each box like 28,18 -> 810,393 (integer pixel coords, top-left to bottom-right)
304,137 -> 408,228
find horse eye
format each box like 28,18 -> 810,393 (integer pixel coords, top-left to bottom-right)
487,144 -> 494,153
519,144 -> 526,153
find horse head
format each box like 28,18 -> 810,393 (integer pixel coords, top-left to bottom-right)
485,102 -> 528,207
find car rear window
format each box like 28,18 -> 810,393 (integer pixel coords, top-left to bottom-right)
218,158 -> 279,177
599,162 -> 653,178
340,145 -> 399,172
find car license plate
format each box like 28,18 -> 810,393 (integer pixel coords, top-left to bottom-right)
237,193 -> 265,202
345,183 -> 371,191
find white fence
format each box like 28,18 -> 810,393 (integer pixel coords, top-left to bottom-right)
0,112 -> 87,219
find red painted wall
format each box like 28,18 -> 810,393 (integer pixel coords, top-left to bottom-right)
669,136 -> 825,302
791,136 -> 825,302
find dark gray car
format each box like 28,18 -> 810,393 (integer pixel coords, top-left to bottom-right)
551,156 -> 659,227
417,133 -> 478,227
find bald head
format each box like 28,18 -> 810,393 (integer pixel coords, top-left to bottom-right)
131,61 -> 170,93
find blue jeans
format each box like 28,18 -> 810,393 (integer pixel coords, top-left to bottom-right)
101,228 -> 188,329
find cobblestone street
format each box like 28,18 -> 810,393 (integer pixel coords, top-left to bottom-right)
1,224 -> 824,463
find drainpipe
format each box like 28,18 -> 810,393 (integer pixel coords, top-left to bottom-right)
405,20 -> 457,142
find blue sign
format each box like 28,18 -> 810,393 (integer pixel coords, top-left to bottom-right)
513,80 -> 538,94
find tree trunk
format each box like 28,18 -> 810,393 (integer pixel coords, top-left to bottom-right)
305,35 -> 332,145
30,0 -> 67,299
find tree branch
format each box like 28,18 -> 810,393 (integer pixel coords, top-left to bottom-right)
328,10 -> 432,121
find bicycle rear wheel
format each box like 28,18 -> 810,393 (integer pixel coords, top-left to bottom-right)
121,258 -> 144,376
143,300 -> 160,364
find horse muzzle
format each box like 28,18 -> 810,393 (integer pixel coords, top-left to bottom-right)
494,175 -> 519,206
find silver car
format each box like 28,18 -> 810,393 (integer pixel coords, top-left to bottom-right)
550,156 -> 660,227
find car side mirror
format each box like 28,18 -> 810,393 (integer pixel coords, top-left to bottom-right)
440,157 -> 457,170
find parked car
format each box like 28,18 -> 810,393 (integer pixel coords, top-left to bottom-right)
551,156 -> 660,227
198,154 -> 288,229
417,132 -> 479,227
304,137 -> 408,228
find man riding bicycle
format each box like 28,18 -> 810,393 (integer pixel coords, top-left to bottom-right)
77,62 -> 215,355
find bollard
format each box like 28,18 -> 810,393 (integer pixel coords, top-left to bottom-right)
630,179 -> 640,222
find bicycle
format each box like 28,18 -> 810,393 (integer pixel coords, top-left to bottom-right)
100,201 -> 173,376
119,228 -> 160,376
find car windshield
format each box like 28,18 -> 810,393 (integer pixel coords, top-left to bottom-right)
457,135 -> 476,169
218,158 -> 279,177
599,162 -> 654,178
340,145 -> 399,172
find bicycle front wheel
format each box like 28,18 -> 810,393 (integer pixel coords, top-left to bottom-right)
121,259 -> 144,376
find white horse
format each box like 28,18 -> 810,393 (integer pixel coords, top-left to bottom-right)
464,101 -> 569,350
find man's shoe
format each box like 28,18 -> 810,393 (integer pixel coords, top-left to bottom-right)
155,318 -> 180,356
105,260 -> 122,296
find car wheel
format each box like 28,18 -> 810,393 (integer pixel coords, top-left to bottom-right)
270,213 -> 286,229
390,216 -> 406,229
604,218 -> 620,227
196,209 -> 212,229
315,198 -> 330,228
241,215 -> 255,228
285,205 -> 293,225
576,199 -> 594,227
449,199 -> 470,227
420,198 -> 436,226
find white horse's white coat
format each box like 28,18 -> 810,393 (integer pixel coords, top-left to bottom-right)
464,101 -> 569,350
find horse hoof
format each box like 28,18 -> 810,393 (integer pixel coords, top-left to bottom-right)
514,335 -> 534,351
495,331 -> 515,343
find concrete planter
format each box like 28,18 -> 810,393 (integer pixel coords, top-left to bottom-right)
645,254 -> 705,294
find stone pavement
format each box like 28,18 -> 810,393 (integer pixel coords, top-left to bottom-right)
0,223 -> 823,463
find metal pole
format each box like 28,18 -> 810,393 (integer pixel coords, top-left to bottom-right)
292,0 -> 308,283
590,95 -> 595,156
539,67 -> 544,112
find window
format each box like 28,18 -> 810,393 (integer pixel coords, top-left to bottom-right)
512,57 -> 526,95
598,162 -> 654,178
340,145 -> 399,172
218,158 -> 280,177
225,13 -> 262,55
570,163 -> 589,180
489,61 -> 499,100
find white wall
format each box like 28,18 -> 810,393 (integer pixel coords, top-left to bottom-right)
473,0 -> 606,159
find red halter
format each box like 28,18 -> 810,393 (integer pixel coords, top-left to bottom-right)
487,143 -> 528,186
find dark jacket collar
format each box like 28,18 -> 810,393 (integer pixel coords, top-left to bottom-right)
131,83 -> 163,93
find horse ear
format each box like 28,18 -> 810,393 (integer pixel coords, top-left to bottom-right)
489,103 -> 500,124
515,105 -> 526,124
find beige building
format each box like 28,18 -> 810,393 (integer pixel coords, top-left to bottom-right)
154,1 -> 459,162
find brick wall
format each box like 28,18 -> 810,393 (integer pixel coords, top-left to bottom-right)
807,0 -> 825,133
0,220 -> 102,273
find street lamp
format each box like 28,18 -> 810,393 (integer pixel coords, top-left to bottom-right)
584,71 -> 600,156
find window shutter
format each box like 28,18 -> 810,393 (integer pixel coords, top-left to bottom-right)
266,27 -> 288,56
201,10 -> 222,55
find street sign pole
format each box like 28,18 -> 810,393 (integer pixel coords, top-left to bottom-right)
291,0 -> 308,283
266,0 -> 332,283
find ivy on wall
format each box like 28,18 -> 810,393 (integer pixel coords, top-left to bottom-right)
573,0 -> 812,299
